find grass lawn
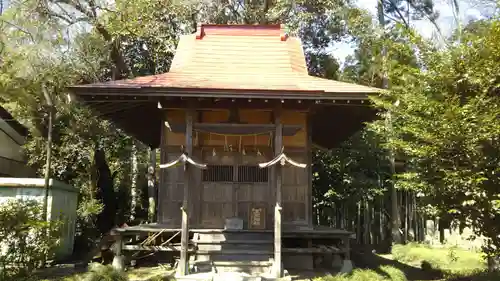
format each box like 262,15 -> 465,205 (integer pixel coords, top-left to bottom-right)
38,264 -> 175,281
310,243 -> 498,281
38,243 -> 499,281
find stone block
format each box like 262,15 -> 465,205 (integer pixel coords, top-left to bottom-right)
332,254 -> 343,269
225,217 -> 244,230
340,260 -> 353,274
283,254 -> 313,270
111,255 -> 125,272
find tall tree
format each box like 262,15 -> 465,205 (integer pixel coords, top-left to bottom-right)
371,18 -> 500,271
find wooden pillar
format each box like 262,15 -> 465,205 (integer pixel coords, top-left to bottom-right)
179,106 -> 194,276
158,112 -> 167,223
306,112 -> 313,227
148,148 -> 156,222
273,105 -> 283,278
111,234 -> 125,271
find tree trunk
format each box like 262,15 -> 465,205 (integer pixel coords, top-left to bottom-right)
148,148 -> 157,222
363,200 -> 370,245
488,256 -> 500,272
41,85 -> 54,223
439,218 -> 445,244
42,107 -> 53,222
356,202 -> 363,242
404,191 -> 408,243
130,143 -> 138,221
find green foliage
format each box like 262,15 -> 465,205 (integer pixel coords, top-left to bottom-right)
145,275 -> 176,281
313,265 -> 407,281
1,0 -> 155,247
0,199 -> 61,281
370,18 -> 500,259
1,0 -> 379,248
391,243 -> 485,272
82,264 -> 128,281
313,129 -> 391,211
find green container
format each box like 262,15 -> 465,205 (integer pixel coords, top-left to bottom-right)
0,178 -> 78,259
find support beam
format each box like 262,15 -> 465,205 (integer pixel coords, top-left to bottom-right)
179,106 -> 194,276
273,105 -> 283,278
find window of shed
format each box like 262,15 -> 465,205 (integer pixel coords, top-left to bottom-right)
238,166 -> 269,183
202,165 -> 234,182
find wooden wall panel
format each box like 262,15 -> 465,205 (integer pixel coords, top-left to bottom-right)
163,109 -> 306,148
237,183 -> 271,229
202,110 -> 229,122
202,150 -> 236,165
282,111 -> 306,147
165,110 -> 185,147
281,152 -> 308,224
159,148 -> 202,227
159,153 -> 183,225
239,110 -> 271,124
201,183 -> 234,228
159,108 -> 312,229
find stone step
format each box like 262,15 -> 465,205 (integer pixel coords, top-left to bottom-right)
191,260 -> 273,275
175,272 -> 270,281
194,253 -> 272,263
193,260 -> 272,266
196,244 -> 272,252
175,272 -> 213,281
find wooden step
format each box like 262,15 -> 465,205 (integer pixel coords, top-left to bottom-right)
190,260 -> 273,275
195,232 -> 273,243
189,261 -> 273,266
283,246 -> 345,254
194,240 -> 272,245
196,250 -> 273,255
194,247 -> 346,254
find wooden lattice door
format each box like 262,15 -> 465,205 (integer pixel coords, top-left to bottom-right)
200,151 -> 236,228
236,153 -> 271,229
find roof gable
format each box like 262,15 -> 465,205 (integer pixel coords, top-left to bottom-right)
169,24 -> 308,76
72,24 -> 378,95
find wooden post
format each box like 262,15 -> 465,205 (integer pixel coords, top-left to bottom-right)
179,106 -> 193,276
112,234 -> 125,271
273,105 -> 283,278
148,148 -> 156,222
306,112 -> 313,227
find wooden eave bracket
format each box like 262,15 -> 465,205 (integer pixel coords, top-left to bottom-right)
159,153 -> 207,169
258,147 -> 307,169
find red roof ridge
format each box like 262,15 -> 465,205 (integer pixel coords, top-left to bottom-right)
195,23 -> 287,40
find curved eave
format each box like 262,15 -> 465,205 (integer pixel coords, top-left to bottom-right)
69,85 -> 378,101
69,87 -> 379,149
311,104 -> 379,149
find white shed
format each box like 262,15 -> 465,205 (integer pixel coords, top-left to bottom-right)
0,178 -> 78,259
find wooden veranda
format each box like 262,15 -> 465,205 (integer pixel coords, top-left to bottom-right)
70,24 -> 379,279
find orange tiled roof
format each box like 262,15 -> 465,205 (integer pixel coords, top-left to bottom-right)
78,24 -> 378,95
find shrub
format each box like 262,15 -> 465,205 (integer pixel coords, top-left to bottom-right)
0,199 -> 61,281
83,264 -> 128,281
146,275 -> 176,281
313,266 -> 408,281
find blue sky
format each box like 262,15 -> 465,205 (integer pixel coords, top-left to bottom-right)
332,0 -> 495,64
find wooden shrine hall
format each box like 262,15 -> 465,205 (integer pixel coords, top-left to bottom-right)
70,24 -> 379,279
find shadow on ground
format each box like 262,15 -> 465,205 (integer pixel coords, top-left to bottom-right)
444,271 -> 500,281
351,249 -> 444,281
289,247 -> 445,281
35,264 -> 87,280
35,262 -> 173,281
